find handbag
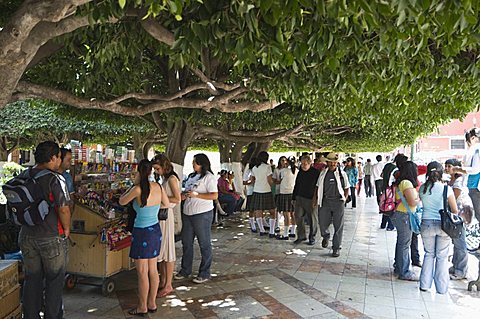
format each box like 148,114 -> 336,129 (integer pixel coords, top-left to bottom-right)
158,207 -> 168,221
397,188 -> 422,234
439,185 -> 463,239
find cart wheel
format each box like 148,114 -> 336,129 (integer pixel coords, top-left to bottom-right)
102,279 -> 115,296
65,274 -> 77,290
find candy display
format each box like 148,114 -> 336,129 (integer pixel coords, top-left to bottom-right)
103,221 -> 131,251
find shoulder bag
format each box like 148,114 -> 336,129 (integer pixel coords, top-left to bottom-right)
439,185 -> 463,239
397,188 -> 422,234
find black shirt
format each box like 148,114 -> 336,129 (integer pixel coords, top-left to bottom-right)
292,167 -> 320,200
20,168 -> 70,238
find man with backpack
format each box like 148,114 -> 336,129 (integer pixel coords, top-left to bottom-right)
4,141 -> 71,319
316,153 -> 350,257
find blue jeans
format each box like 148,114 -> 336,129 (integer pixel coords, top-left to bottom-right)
419,220 -> 450,294
452,226 -> 468,277
180,210 -> 213,279
218,193 -> 243,215
20,234 -> 68,319
391,212 -> 414,279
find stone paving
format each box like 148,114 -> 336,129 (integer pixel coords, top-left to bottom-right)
63,196 -> 480,319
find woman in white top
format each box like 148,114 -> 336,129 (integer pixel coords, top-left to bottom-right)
462,128 -> 480,224
243,157 -> 258,232
152,154 -> 181,297
275,156 -> 297,240
250,151 -> 276,237
175,154 -> 218,284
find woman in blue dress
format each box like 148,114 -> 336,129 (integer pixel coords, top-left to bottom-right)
120,159 -> 170,316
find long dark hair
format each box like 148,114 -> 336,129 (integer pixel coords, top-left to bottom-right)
257,151 -> 269,166
422,161 -> 443,195
152,153 -> 179,181
193,153 -> 213,178
288,156 -> 296,174
278,156 -> 287,169
396,161 -> 418,188
466,127 -> 480,146
248,157 -> 258,170
138,159 -> 152,207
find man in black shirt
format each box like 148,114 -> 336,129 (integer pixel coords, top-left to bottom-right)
19,141 -> 71,319
292,155 -> 320,245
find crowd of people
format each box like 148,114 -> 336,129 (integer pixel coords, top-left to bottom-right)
14,127 -> 480,318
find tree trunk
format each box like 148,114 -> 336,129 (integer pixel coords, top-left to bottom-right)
241,141 -> 272,166
165,118 -> 194,168
133,134 -> 147,162
218,140 -> 233,169
0,148 -> 8,162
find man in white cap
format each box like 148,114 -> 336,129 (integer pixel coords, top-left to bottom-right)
316,152 -> 350,257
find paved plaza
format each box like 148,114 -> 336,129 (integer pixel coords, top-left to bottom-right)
63,196 -> 480,319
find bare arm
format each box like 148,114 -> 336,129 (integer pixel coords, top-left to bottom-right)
404,188 -> 419,207
453,188 -> 462,200
58,206 -> 71,237
119,186 -> 140,206
160,184 -> 170,208
167,176 -> 181,204
448,194 -> 459,214
267,174 -> 274,186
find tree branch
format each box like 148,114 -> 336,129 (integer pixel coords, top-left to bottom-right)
14,81 -> 278,115
198,124 -> 303,143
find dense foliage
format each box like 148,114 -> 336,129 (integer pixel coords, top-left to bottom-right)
1,0 -> 480,152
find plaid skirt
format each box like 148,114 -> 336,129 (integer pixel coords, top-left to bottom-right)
246,195 -> 254,211
276,193 -> 293,212
251,192 -> 276,211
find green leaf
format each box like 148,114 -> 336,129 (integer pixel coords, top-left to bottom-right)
118,0 -> 126,9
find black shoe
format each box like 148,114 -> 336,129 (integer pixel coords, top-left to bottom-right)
321,237 -> 329,248
251,228 -> 258,233
276,235 -> 288,240
259,232 -> 268,236
269,233 -> 275,238
307,240 -> 315,246
128,309 -> 148,317
275,227 -> 280,233
293,238 -> 306,244
412,261 -> 422,268
288,233 -> 296,238
332,250 -> 340,257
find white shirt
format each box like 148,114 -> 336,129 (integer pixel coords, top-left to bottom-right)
372,162 -> 384,181
252,163 -> 272,193
279,168 -> 296,194
243,168 -> 254,196
183,172 -> 217,215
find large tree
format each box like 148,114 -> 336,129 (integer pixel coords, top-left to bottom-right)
1,0 -> 480,158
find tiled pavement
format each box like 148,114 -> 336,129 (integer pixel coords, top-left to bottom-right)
63,196 -> 480,319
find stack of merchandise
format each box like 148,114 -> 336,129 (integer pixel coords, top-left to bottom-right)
0,260 -> 21,319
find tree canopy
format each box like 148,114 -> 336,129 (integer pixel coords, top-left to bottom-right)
1,0 -> 479,153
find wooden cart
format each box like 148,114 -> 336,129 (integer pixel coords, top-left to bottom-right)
65,204 -> 133,296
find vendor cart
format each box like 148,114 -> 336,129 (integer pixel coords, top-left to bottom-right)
65,203 -> 134,296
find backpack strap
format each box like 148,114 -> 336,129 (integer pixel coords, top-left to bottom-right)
396,187 -> 412,214
443,185 -> 448,213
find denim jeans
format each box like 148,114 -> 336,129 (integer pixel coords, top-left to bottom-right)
419,220 -> 450,294
391,212 -> 414,279
20,234 -> 68,319
451,226 -> 468,277
364,175 -> 373,197
180,210 -> 213,279
218,193 -> 238,215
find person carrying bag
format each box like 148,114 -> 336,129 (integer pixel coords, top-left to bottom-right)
439,185 -> 464,239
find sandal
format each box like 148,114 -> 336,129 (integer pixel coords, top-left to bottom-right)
148,308 -> 157,313
128,308 -> 148,317
158,288 -> 174,298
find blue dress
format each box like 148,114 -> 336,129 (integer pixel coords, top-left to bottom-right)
129,201 -> 162,259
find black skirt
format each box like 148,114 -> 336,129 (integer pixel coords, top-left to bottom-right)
251,192 -> 276,211
276,193 -> 293,212
246,195 -> 254,211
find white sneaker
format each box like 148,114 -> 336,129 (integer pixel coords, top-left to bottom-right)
174,273 -> 187,280
450,274 -> 467,280
192,277 -> 209,284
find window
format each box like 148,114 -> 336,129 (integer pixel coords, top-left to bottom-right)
451,139 -> 465,150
